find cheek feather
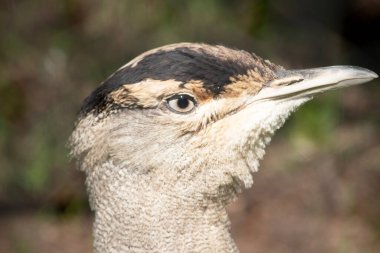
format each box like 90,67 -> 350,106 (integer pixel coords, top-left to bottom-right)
175,98 -> 246,135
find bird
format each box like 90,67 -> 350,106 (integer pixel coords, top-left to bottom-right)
69,43 -> 377,253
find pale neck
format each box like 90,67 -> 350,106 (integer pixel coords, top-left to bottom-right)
86,163 -> 239,253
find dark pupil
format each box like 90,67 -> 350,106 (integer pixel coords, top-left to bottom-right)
177,96 -> 190,109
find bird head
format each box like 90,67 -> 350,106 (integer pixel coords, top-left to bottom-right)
70,43 -> 377,206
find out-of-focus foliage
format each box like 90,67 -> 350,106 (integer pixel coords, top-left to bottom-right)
0,0 -> 379,252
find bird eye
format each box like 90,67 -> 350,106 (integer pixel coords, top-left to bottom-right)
166,94 -> 197,113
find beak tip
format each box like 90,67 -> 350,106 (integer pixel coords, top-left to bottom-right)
352,66 -> 378,80
368,71 -> 378,80
310,65 -> 378,85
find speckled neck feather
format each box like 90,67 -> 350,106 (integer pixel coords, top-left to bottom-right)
88,161 -> 239,253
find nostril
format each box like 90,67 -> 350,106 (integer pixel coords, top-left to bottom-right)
266,75 -> 304,87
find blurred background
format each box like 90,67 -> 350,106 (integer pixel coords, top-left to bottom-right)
0,0 -> 379,252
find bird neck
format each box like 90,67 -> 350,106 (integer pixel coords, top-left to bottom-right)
86,162 -> 239,253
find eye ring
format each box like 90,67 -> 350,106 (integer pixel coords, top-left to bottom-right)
166,94 -> 197,114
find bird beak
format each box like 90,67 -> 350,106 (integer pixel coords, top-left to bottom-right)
254,66 -> 378,102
